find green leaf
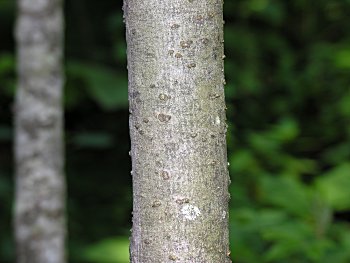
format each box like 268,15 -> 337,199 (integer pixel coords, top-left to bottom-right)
282,156 -> 318,176
82,237 -> 129,263
0,53 -> 14,74
264,240 -> 301,262
258,176 -> 311,217
261,221 -> 313,261
315,163 -> 350,210
334,48 -> 350,69
268,118 -> 299,142
230,209 -> 265,263
229,150 -> 261,173
66,61 -> 128,110
248,133 -> 279,154
231,208 -> 290,262
0,53 -> 15,96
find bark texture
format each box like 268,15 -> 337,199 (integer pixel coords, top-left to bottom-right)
124,0 -> 231,262
14,0 -> 65,262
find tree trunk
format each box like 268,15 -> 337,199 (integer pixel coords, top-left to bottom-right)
124,0 -> 231,262
14,0 -> 66,262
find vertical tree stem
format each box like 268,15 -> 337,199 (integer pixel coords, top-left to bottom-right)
124,0 -> 231,262
14,0 -> 66,262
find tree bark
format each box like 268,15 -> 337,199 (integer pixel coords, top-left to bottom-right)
14,0 -> 66,262
124,0 -> 231,262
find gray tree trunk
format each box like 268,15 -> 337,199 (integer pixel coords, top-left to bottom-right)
14,0 -> 66,262
124,0 -> 231,262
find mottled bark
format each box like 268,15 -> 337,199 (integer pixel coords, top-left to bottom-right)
124,0 -> 231,262
14,0 -> 65,262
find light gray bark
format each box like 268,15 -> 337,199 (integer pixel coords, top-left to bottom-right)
124,0 -> 231,262
14,0 -> 66,262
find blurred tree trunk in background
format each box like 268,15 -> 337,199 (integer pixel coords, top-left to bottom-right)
14,0 -> 66,262
124,0 -> 231,262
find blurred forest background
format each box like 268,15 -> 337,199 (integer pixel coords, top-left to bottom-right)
1,0 -> 350,262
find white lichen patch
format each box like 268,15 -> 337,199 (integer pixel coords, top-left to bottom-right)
215,116 -> 221,125
222,210 -> 227,219
181,204 -> 201,220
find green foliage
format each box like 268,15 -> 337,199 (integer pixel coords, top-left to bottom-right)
226,0 -> 350,262
81,237 -> 129,263
0,53 -> 15,96
316,163 -> 350,211
334,48 -> 350,69
66,61 -> 128,110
